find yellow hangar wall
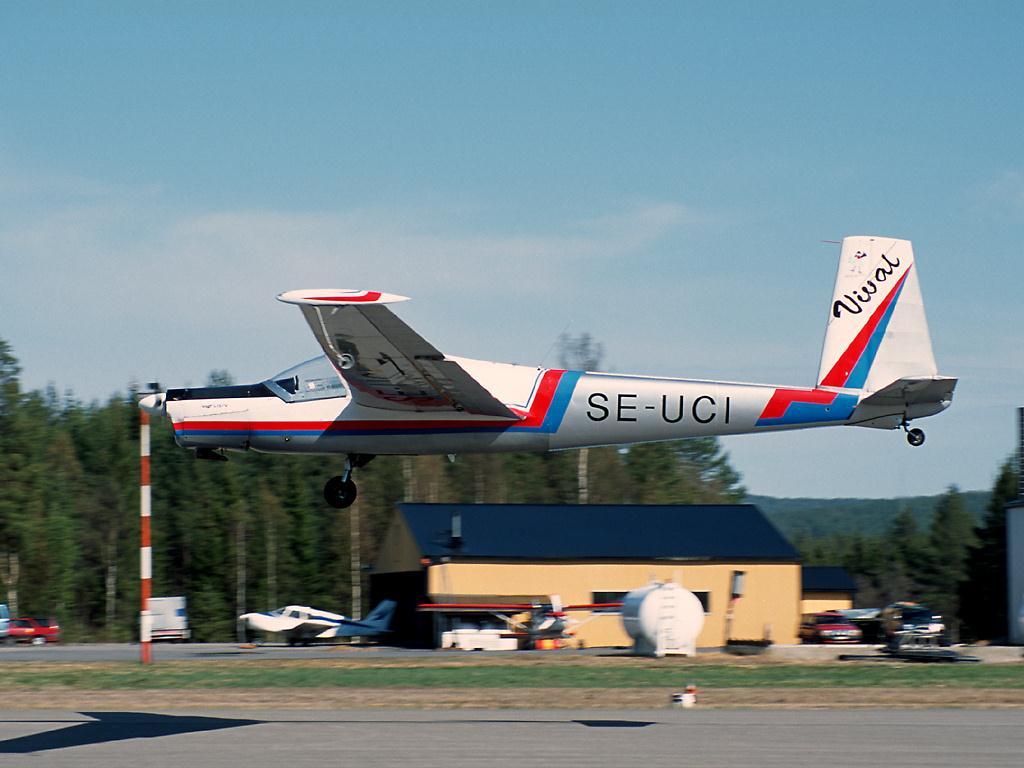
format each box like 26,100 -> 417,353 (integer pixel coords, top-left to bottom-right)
426,561 -> 801,647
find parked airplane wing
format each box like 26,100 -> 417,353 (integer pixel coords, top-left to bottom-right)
278,290 -> 518,418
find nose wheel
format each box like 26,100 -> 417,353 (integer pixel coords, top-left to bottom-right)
323,454 -> 375,509
904,426 -> 925,447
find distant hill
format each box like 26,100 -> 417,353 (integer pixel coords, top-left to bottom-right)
748,491 -> 991,540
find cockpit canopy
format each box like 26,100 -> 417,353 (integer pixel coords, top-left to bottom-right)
268,606 -> 309,620
263,356 -> 348,403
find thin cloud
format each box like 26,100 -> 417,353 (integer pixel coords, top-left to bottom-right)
970,169 -> 1024,217
1,178 -> 715,400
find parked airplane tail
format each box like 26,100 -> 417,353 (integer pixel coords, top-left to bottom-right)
322,600 -> 397,638
816,236 -> 956,431
363,599 -> 397,629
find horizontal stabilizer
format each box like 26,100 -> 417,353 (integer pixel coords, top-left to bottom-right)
849,376 -> 957,429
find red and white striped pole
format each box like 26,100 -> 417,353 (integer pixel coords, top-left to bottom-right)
140,405 -> 153,664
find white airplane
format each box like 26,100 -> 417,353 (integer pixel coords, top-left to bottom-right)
239,600 -> 396,645
141,236 -> 956,508
418,595 -> 619,647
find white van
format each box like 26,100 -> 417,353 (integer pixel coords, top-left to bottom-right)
149,596 -> 190,641
0,604 -> 9,643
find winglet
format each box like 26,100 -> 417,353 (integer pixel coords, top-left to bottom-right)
277,289 -> 410,306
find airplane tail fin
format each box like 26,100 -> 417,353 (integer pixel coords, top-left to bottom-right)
362,600 -> 397,630
817,236 -> 938,393
816,236 -> 956,429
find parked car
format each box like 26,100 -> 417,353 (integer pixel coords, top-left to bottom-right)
7,617 -> 61,645
799,611 -> 863,643
879,602 -> 945,644
0,604 -> 8,643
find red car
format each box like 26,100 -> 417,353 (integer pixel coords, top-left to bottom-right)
799,611 -> 862,644
7,617 -> 61,645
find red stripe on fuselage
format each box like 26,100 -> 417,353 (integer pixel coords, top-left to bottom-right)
759,388 -> 838,420
173,369 -> 568,434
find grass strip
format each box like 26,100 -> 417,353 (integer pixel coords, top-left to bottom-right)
5,662 -> 1024,690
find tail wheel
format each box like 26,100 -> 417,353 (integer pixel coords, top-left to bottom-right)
324,476 -> 358,508
906,428 -> 925,447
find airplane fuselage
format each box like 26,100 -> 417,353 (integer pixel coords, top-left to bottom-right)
167,357 -> 946,457
147,237 -> 956,509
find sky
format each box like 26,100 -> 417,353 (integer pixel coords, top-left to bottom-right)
1,2 -> 1021,498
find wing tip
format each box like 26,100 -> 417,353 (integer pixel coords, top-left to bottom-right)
277,289 -> 410,306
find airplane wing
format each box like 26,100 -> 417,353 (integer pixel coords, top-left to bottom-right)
417,602 -> 622,612
277,289 -> 517,418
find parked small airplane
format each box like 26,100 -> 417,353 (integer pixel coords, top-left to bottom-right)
141,236 -> 956,508
239,600 -> 396,645
417,596 -> 620,647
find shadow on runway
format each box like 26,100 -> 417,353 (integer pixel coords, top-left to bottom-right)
573,720 -> 654,728
0,713 -> 654,753
0,712 -> 261,754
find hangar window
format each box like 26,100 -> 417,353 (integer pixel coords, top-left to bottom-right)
593,590 -> 711,614
591,591 -> 628,612
692,591 -> 710,614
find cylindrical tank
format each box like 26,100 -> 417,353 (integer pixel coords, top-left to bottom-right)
621,582 -> 705,656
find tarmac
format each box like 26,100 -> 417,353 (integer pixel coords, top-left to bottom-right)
0,708 -> 1021,767
1,642 -> 1021,663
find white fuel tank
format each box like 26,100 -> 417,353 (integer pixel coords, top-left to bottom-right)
621,582 -> 704,657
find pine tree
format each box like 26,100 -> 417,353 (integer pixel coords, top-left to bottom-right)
922,486 -> 977,635
884,506 -> 929,602
961,460 -> 1018,640
0,341 -> 28,616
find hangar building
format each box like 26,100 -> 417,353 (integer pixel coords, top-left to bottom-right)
370,503 -> 804,648
800,566 -> 857,615
1008,497 -> 1024,644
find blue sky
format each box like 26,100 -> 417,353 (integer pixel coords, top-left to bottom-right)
2,2 -> 1021,498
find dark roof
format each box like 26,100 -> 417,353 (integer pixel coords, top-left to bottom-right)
397,503 -> 798,562
802,566 -> 857,593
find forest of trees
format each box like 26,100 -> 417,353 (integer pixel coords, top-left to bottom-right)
0,335 -> 744,641
0,334 -> 1017,642
795,466 -> 1018,641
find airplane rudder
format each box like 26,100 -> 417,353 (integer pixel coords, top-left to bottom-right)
365,599 -> 396,626
816,236 -> 935,391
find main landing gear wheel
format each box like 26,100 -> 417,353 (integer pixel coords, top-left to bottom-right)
323,476 -> 358,508
323,453 -> 375,509
906,427 -> 925,447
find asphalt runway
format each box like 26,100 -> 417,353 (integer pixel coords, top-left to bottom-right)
0,709 -> 1021,767
0,641 -> 431,663
4,642 -> 1020,664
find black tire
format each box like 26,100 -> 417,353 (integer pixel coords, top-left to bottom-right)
324,476 -> 358,508
906,428 -> 925,447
